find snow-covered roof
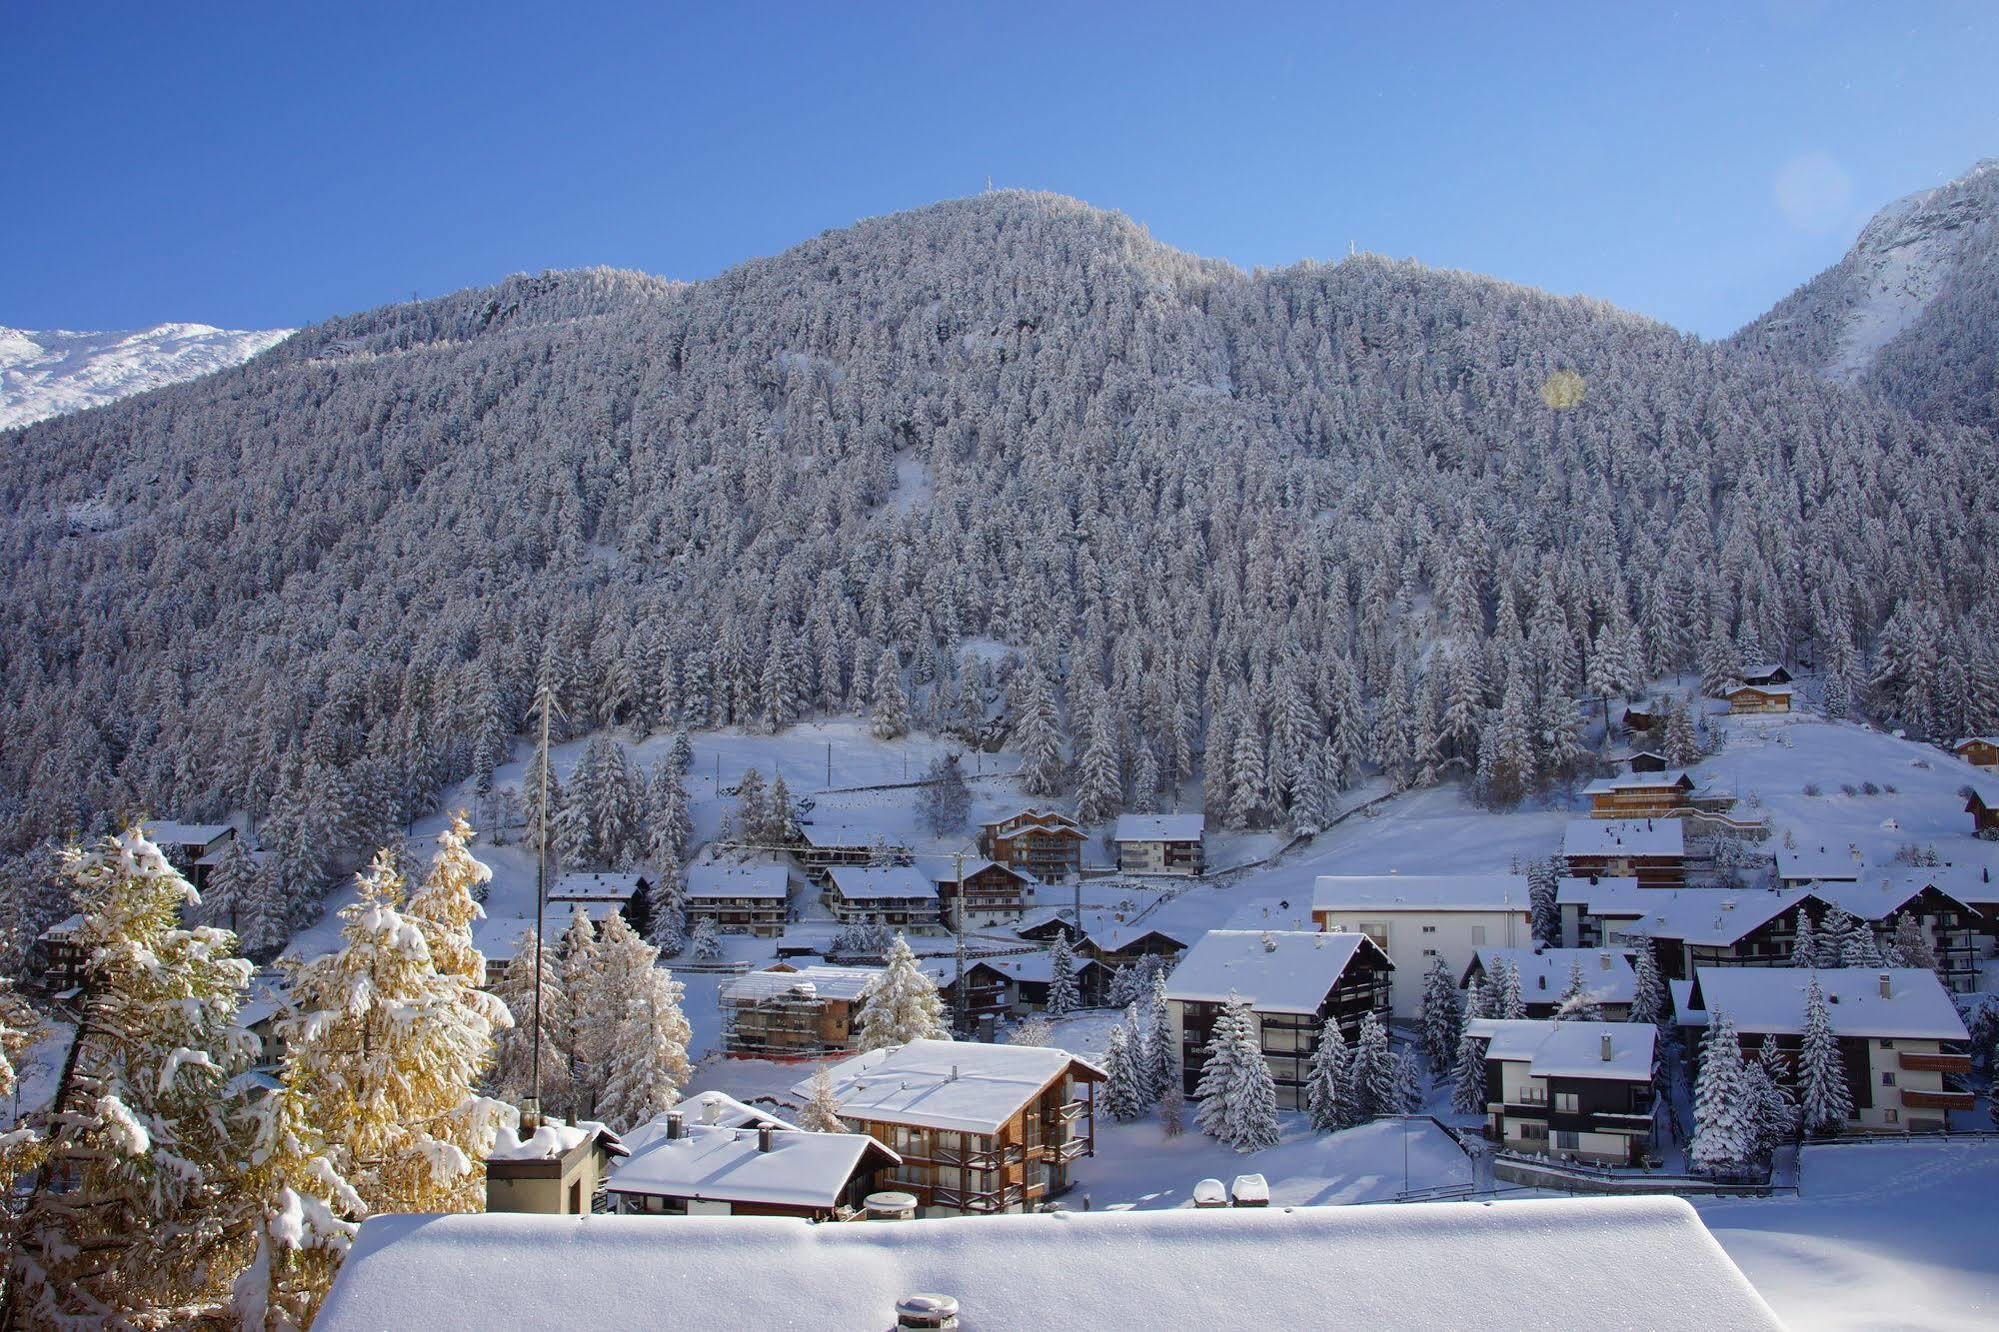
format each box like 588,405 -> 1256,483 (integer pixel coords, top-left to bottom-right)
606,1124 -> 897,1209
1165,930 -> 1385,1015
1954,736 -> 1999,751
913,853 -> 1017,884
475,901 -> 623,959
1313,874 -> 1532,914
798,820 -> 907,851
1563,818 -> 1685,858
720,964 -> 882,1005
1805,873 -> 1974,921
549,871 -> 644,902
140,819 -> 232,848
1580,770 -> 1694,796
1554,875 -> 1642,907
1687,967 -> 1968,1041
983,808 -> 1083,835
616,1094 -> 804,1152
1741,662 -> 1788,681
1727,682 -> 1795,698
1468,947 -> 1636,1006
1966,781 -> 1999,809
796,1039 -> 1104,1135
685,863 -> 789,900
1773,845 -> 1863,883
829,865 -> 938,902
1600,887 -> 1812,947
318,1198 -> 1781,1331
1013,904 -> 1186,954
487,1117 -> 625,1164
38,912 -> 85,941
1466,1019 -> 1656,1082
1890,863 -> 1999,907
1112,813 -> 1206,843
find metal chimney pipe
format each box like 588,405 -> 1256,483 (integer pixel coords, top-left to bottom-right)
1878,972 -> 1892,999
758,1125 -> 774,1153
666,1111 -> 685,1141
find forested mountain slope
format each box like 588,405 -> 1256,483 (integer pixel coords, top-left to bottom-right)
2,191 -> 1994,940
1736,158 -> 1999,431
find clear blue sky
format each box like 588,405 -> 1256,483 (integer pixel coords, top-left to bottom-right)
3,2 -> 1995,337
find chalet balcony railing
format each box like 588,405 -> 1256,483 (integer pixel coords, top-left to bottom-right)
1047,1136 -> 1090,1163
1900,1088 -> 1976,1113
929,1182 -> 1025,1213
1056,1098 -> 1087,1122
1897,1051 -> 1972,1075
895,1145 -> 1015,1172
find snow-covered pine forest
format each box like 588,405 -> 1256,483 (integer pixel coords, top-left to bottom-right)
2,189 -> 1997,941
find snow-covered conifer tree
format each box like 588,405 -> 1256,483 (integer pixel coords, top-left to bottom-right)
1076,704 -> 1123,826
1527,858 -> 1560,947
1629,944 -> 1666,1027
592,921 -> 693,1133
734,767 -> 770,845
554,905 -> 604,1113
1193,998 -> 1279,1153
1888,912 -> 1938,972
689,915 -> 723,961
1103,1019 -> 1148,1122
1347,1010 -> 1398,1122
404,812 -> 491,986
1492,959 -> 1527,1020
855,934 -> 947,1051
1419,954 -> 1463,1073
1554,959 -> 1604,1023
919,753 -> 971,836
1450,1029 -> 1489,1115
1748,1034 -> 1796,1159
869,648 -> 910,741
285,850 -> 511,1215
1797,975 -> 1852,1135
1046,933 -> 1081,1016
1305,1020 -> 1355,1131
1690,1009 -> 1756,1176
487,928 -> 566,1107
1790,911 -> 1819,968
1144,966 -> 1174,1103
797,1065 -> 848,1133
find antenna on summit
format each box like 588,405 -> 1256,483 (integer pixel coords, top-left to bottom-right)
985,174 -> 994,192
1348,240 -> 1357,258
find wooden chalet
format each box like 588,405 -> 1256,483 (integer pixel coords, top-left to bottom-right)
795,820 -> 909,884
927,953 -> 1112,1020
1623,749 -> 1669,774
33,914 -> 88,995
1620,701 -> 1657,733
606,1115 -> 900,1221
1684,967 -> 1974,1132
1739,663 -> 1793,688
142,820 -> 236,893
1468,1020 -> 1657,1165
718,964 -> 881,1058
1111,813 -> 1206,876
1953,737 -> 1999,769
916,854 -> 1035,928
684,863 -> 790,937
1581,770 -> 1696,820
796,1039 -> 1104,1215
1166,930 -> 1392,1110
1725,682 -> 1793,715
1014,909 -> 1190,974
980,809 -> 1087,882
1966,783 -> 1999,834
1562,818 -> 1685,888
826,865 -> 943,931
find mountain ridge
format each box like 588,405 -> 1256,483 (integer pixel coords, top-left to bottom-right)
0,321 -> 294,429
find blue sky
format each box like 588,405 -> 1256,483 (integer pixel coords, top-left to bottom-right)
3,2 -> 1995,337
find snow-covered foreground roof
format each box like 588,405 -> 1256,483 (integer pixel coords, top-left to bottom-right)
1563,818 -> 1684,858
317,1198 -> 1781,1331
1687,967 -> 1968,1041
685,862 -> 789,899
798,1039 -> 1103,1135
722,964 -> 882,1004
1314,874 -> 1532,913
1165,930 -> 1383,1014
1470,947 -> 1637,1005
1467,1019 -> 1656,1081
606,1125 -> 897,1209
1113,813 -> 1205,843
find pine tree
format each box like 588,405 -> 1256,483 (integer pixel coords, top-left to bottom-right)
767,773 -> 798,843
1889,913 -> 1938,972
919,753 -> 971,836
554,905 -> 604,1114
735,767 -> 771,845
488,928 -> 567,1107
1193,998 -> 1280,1153
1348,1010 -> 1399,1122
1839,916 -> 1884,968
3,826 -> 257,1325
1305,1020 -> 1355,1131
1554,959 -> 1604,1023
592,920 -> 693,1134
1527,858 -> 1560,947
1492,959 -> 1527,1020
1797,975 -> 1853,1136
1690,1009 -> 1756,1176
226,1066 -> 366,1332
855,934 -> 947,1051
796,1065 -> 848,1133
405,812 -> 492,986
689,915 -> 723,961
1418,954 -> 1463,1073
1790,911 -> 1819,968
870,648 -> 910,741
203,835 -> 261,935
1046,933 -> 1081,1016
1748,1035 -> 1797,1159
1629,944 -> 1666,1027
1160,1076 -> 1186,1138
284,850 -> 512,1215
1103,1018 -> 1148,1122
1450,1029 -> 1489,1115
1144,966 -> 1175,1104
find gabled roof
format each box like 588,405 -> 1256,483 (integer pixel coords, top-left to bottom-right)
720,964 -> 882,1005
1686,967 -> 1968,1041
828,865 -> 937,902
913,854 -> 1027,886
1599,887 -> 1813,947
1165,930 -> 1388,1014
475,901 -> 624,960
798,820 -> 908,851
677,1092 -> 801,1134
1772,846 -> 1862,883
1563,818 -> 1685,858
318,1199 -> 1782,1331
1013,906 -> 1188,954
140,819 -> 233,848
1112,813 -> 1206,843
685,863 -> 789,900
1554,875 -> 1642,908
1953,736 -> 1999,750
983,808 -> 1085,837
1465,1018 -> 1656,1081
1581,770 -> 1695,796
1806,873 -> 1986,922
1964,783 -> 1999,812
1726,682 -> 1794,698
796,1039 -> 1104,1135
606,1124 -> 898,1209
1313,874 -> 1533,914
549,870 -> 646,902
1466,947 -> 1637,1006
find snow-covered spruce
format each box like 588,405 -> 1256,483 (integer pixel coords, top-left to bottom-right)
1192,997 -> 1280,1153
855,934 -> 948,1051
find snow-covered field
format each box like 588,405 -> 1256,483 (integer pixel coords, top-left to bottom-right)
0,322 -> 292,428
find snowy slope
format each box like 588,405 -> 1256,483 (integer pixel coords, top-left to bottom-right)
1738,158 -> 1999,428
0,322 -> 292,428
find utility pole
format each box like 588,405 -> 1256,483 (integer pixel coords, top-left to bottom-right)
528,684 -> 555,1130
952,850 -> 967,1037
826,742 -> 832,790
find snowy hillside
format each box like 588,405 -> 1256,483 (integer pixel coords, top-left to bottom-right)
1737,158 -> 1999,429
0,321 -> 292,428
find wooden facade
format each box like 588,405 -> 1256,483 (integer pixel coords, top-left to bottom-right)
1726,683 -> 1793,715
1954,738 -> 1999,769
980,810 -> 1087,882
1584,772 -> 1695,819
1966,787 -> 1999,834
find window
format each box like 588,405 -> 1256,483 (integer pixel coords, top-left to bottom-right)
1878,1039 -> 1895,1050
1881,1071 -> 1896,1086
1471,926 -> 1487,945
1883,1109 -> 1899,1124
1555,1092 -> 1579,1114
1554,1131 -> 1580,1151
1421,925 -> 1438,934
1423,948 -> 1438,958
1520,1121 -> 1548,1141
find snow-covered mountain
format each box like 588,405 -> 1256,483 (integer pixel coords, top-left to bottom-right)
1736,158 -> 1999,429
0,321 -> 293,429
